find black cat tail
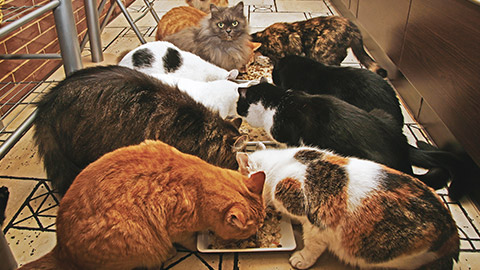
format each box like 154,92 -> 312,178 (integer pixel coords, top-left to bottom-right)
409,144 -> 475,200
349,32 -> 388,78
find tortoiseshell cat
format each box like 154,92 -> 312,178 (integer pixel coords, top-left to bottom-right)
251,16 -> 387,78
33,65 -> 246,195
20,140 -> 266,269
164,2 -> 251,71
237,147 -> 459,269
187,0 -> 228,13
236,81 -> 456,192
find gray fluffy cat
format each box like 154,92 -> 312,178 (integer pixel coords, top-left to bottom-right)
164,2 -> 251,71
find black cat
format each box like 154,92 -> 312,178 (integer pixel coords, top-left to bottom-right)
237,81 -> 462,195
272,55 -> 403,127
33,65 -> 246,195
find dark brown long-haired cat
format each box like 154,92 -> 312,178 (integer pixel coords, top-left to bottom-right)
251,16 -> 387,78
164,2 -> 251,71
237,146 -> 459,269
20,140 -> 266,269
33,65 -> 246,195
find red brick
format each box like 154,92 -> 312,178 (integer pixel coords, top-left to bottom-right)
44,42 -> 60,54
4,24 -> 40,54
38,13 -> 55,33
13,60 -> 43,82
32,59 -> 62,81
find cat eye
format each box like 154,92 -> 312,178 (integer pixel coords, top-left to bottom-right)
232,21 -> 239,27
217,22 -> 225,28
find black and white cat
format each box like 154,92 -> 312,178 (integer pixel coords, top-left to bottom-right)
118,41 -> 238,81
272,55 -> 403,126
236,81 -> 456,192
236,146 -> 459,269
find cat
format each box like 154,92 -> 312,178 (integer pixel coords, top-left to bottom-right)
151,73 -> 251,119
236,146 -> 459,269
0,186 -> 9,226
164,2 -> 252,71
236,81 -> 456,191
155,6 -> 207,41
118,41 -> 239,82
187,0 -> 228,13
272,55 -> 403,126
33,65 -> 247,195
251,16 -> 387,78
20,140 -> 266,269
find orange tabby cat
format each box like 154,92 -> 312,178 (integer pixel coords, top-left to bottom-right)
187,0 -> 228,13
20,140 -> 266,270
155,6 -> 207,41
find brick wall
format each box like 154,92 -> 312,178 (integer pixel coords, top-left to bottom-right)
0,0 -> 136,115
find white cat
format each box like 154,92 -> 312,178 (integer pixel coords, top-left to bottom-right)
118,41 -> 238,81
236,146 -> 459,270
150,73 -> 250,119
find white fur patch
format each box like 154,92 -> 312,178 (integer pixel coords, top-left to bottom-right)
246,102 -> 276,135
345,158 -> 383,212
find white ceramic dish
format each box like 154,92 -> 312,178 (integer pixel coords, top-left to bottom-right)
197,215 -> 296,253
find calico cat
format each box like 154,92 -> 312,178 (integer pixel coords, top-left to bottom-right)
187,0 -> 228,13
20,140 -> 266,269
236,147 -> 459,269
273,55 -> 403,126
33,65 -> 247,195
151,73 -> 250,119
119,41 -> 238,82
155,6 -> 206,41
251,16 -> 387,78
236,81 -> 455,191
164,2 -> 252,71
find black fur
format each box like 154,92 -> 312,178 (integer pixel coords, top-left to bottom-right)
163,47 -> 183,73
237,82 -> 413,175
33,65 -> 244,195
272,55 -> 403,126
0,186 -> 9,226
132,48 -> 155,68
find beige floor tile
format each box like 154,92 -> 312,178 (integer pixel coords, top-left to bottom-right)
276,1 -> 331,13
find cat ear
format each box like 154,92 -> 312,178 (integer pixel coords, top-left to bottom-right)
236,152 -> 250,175
238,87 -> 248,98
232,134 -> 248,151
229,117 -> 243,129
227,69 -> 239,80
233,1 -> 244,14
259,77 -> 268,84
226,208 -> 246,229
210,4 -> 219,14
245,171 -> 265,195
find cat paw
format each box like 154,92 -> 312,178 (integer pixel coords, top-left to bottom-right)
289,250 -> 318,269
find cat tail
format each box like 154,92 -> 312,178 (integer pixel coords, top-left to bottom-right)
33,119 -> 82,196
409,144 -> 475,200
350,32 -> 388,78
18,248 -> 71,270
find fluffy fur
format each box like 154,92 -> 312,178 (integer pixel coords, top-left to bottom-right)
273,55 -> 402,126
151,73 -> 250,119
20,140 -> 266,269
251,16 -> 387,78
33,65 -> 246,195
155,6 -> 207,41
118,41 -> 238,81
236,82 -> 461,192
164,2 -> 252,71
186,0 -> 228,13
237,147 -> 459,269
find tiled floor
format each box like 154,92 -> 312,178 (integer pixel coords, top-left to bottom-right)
1,0 -> 480,269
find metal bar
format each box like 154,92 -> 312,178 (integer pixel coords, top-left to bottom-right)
0,0 -> 60,38
80,0 -> 109,50
83,0 -> 103,62
115,0 -> 146,44
0,54 -> 62,59
0,110 -> 37,160
143,0 -> 160,23
53,0 -> 82,75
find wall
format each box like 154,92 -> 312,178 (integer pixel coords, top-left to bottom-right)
0,0 -> 136,115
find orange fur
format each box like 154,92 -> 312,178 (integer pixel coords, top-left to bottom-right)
20,140 -> 265,270
186,0 -> 228,13
155,6 -> 207,41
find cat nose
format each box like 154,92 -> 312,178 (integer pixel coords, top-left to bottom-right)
226,28 -> 232,33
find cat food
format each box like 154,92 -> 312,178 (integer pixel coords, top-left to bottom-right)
208,207 -> 283,249
238,55 -> 273,81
